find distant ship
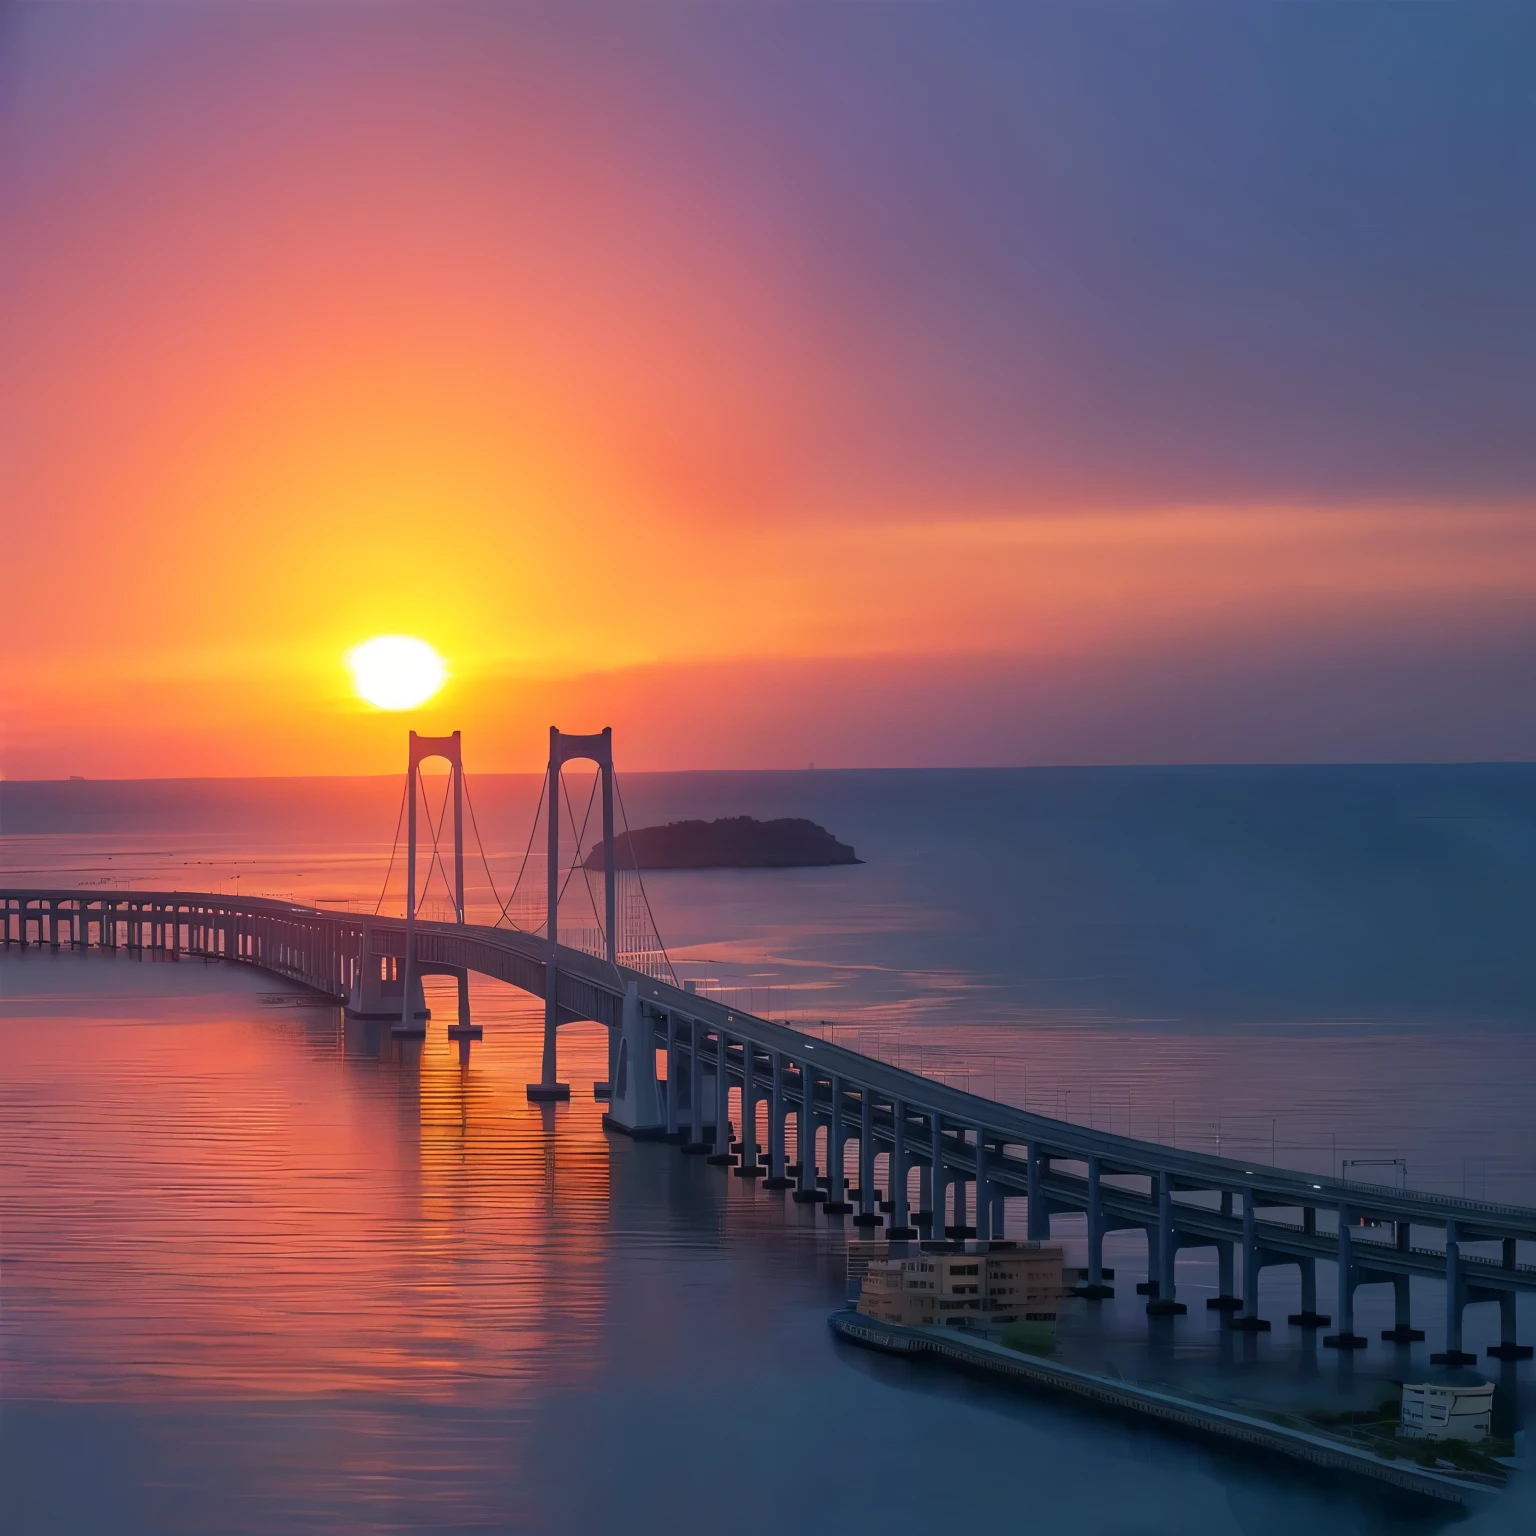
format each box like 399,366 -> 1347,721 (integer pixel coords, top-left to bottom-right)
583,815 -> 861,871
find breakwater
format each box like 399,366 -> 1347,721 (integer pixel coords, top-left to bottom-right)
829,1310 -> 1501,1510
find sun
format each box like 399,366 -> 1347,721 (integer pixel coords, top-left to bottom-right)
346,635 -> 447,711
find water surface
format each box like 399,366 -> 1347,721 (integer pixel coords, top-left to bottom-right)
3,766 -> 1534,1532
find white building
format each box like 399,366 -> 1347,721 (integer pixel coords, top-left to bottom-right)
1397,1380 -> 1495,1443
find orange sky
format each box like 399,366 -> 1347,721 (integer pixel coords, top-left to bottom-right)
4,6 -> 1535,777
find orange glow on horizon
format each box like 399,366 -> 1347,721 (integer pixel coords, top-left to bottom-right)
5,10 -> 1535,777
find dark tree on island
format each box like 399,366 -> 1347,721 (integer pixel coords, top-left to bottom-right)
583,816 -> 861,870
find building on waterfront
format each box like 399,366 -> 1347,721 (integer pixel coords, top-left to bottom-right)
1397,1381 -> 1494,1443
853,1240 -> 1065,1330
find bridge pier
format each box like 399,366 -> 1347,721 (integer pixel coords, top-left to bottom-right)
824,1076 -> 851,1213
661,1014 -> 680,1139
914,1159 -> 932,1230
347,941 -> 427,1023
1207,1192 -> 1243,1312
973,1132 -> 991,1241
1230,1193 -> 1272,1331
1380,1273 -> 1424,1343
853,1090 -> 880,1225
948,1171 -> 974,1239
1431,1220 -> 1478,1364
1289,1209 -> 1331,1326
707,1030 -> 734,1164
1026,1144 -> 1050,1241
889,1103 -> 916,1237
1488,1282 -> 1533,1360
923,1112 -> 945,1234
603,983 -> 666,1138
764,1052 -> 793,1187
446,971 -> 482,1042
1079,1155 -> 1113,1298
1146,1171 -> 1187,1315
682,1024 -> 709,1152
793,1074 -> 822,1200
735,1041 -> 763,1176
1289,1258 -> 1330,1328
1325,1206 -> 1369,1349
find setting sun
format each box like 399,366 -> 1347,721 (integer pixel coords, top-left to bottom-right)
345,636 -> 447,711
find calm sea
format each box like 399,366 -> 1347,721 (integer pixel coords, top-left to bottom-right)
2,765 -> 1534,1533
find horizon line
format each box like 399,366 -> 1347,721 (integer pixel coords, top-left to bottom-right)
4,758 -> 1536,788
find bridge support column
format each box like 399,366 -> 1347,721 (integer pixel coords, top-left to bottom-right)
1026,1143 -> 1049,1241
853,1090 -> 879,1226
1207,1192 -> 1242,1312
1290,1207 -> 1330,1326
1381,1274 -> 1424,1343
735,1042 -> 763,1176
1325,1205 -> 1368,1348
682,1022 -> 709,1153
1432,1221 -> 1478,1364
1147,1171 -> 1186,1315
707,1031 -> 734,1164
447,971 -> 481,1042
825,1076 -> 851,1214
1212,1238 -> 1237,1310
1078,1156 -> 1112,1298
532,999 -> 565,1095
972,1133 -> 991,1241
604,982 -> 665,1138
889,1103 -> 916,1237
923,1111 -> 944,1233
1290,1258 -> 1329,1328
1231,1192 -> 1272,1331
1488,1276 -> 1533,1360
663,1014 -> 680,1140
764,1052 -> 792,1187
1376,1222 -> 1421,1339
793,1064 -> 822,1201
948,1172 -> 971,1239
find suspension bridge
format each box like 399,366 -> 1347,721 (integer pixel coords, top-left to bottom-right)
4,727 -> 1535,1365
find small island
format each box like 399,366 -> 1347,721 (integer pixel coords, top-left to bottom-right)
583,816 -> 861,870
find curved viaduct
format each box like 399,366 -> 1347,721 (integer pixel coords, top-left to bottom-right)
4,884 -> 1534,1364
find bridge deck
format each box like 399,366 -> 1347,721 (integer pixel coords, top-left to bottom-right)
5,887 -> 1536,1269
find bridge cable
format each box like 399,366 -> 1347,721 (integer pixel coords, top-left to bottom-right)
420,769 -> 458,918
372,772 -> 410,916
487,770 -> 548,931
612,768 -> 680,986
554,770 -> 600,942
566,779 -> 611,950
458,770 -> 507,923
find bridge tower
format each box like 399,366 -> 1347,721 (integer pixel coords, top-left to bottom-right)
398,730 -> 465,1036
528,726 -> 617,1100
